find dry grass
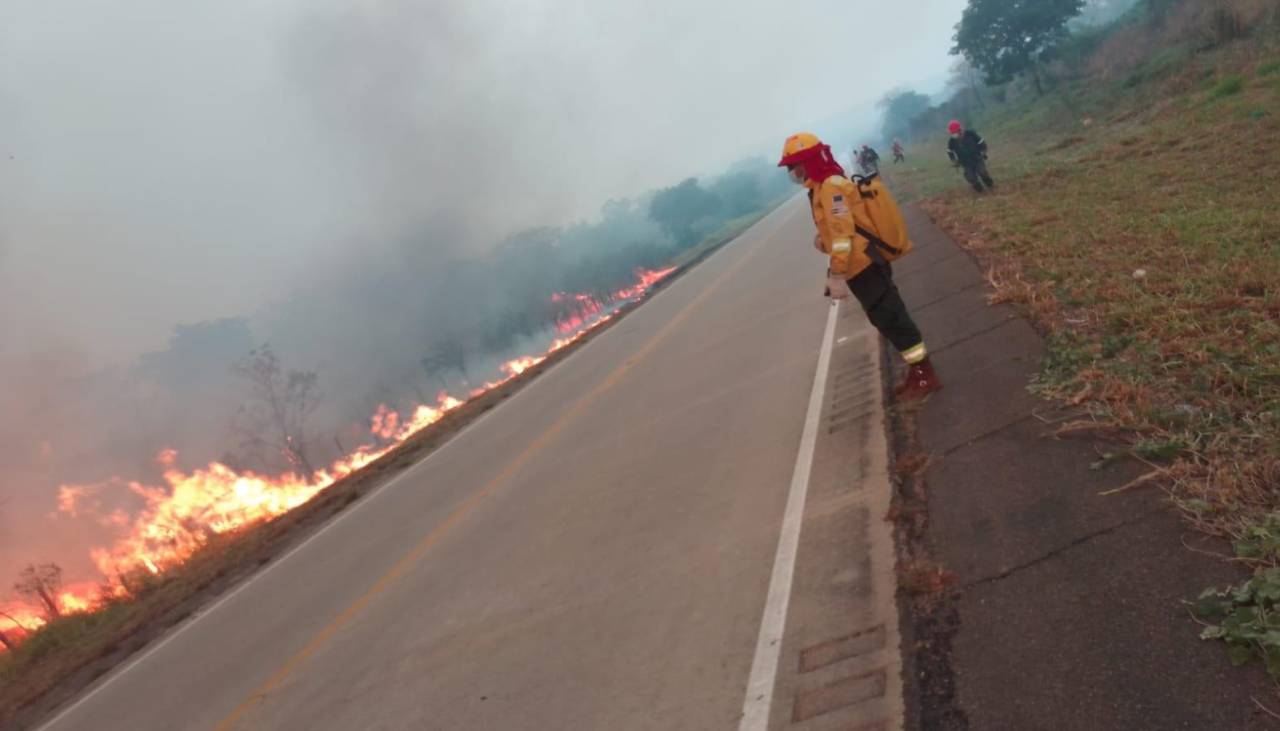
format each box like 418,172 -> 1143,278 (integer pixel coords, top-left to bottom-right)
0,262 -> 702,728
1088,0 -> 1279,84
894,452 -> 931,478
899,558 -> 958,598
0,377 -> 520,727
898,29 -> 1280,541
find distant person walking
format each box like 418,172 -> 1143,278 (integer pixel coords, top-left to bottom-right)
946,120 -> 995,193
892,139 -> 906,164
778,132 -> 941,400
857,144 -> 881,176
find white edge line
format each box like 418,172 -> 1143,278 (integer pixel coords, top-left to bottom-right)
737,300 -> 839,731
34,197 -> 791,731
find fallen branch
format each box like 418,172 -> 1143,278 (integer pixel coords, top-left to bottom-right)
1252,696 -> 1280,722
1177,534 -> 1239,563
1065,384 -> 1093,406
1031,407 -> 1086,426
1050,419 -> 1123,438
0,611 -> 31,634
1099,468 -> 1170,496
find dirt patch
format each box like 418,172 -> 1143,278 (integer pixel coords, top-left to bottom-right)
1045,135 -> 1086,151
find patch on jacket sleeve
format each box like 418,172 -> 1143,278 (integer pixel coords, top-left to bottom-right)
830,194 -> 850,217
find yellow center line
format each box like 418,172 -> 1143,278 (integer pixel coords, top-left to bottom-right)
214,211 -> 789,730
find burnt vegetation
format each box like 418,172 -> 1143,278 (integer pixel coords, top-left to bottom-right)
0,155 -> 791,720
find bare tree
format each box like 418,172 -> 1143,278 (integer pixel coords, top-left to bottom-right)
421,334 -> 471,389
14,563 -> 63,622
0,610 -> 29,651
407,381 -> 431,404
233,345 -> 321,477
949,57 -> 987,110
420,354 -> 450,392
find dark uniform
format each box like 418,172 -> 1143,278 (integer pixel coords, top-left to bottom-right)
858,146 -> 881,176
947,129 -> 995,192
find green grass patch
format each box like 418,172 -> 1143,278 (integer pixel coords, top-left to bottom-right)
1209,74 -> 1246,99
1124,43 -> 1195,90
1257,59 -> 1280,77
1192,515 -> 1280,680
895,25 -> 1280,551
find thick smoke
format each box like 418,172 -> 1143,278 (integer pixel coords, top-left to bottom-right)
0,0 -> 964,589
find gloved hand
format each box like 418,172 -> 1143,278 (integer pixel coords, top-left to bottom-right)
825,271 -> 851,300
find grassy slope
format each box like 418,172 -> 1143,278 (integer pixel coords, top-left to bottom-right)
892,30 -> 1280,539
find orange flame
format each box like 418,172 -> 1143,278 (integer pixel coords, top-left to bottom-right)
552,293 -> 606,334
0,266 -> 676,646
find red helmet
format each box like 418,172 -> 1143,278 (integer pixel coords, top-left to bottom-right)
948,120 -> 963,134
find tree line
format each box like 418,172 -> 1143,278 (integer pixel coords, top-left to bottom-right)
877,0 -> 1270,146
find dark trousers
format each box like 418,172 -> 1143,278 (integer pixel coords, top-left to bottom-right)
963,159 -> 994,191
847,262 -> 923,353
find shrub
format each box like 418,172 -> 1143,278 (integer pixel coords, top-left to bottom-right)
1210,5 -> 1245,45
1164,0 -> 1277,49
1210,74 -> 1246,98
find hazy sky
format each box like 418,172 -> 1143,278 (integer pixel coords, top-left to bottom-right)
0,0 -> 965,368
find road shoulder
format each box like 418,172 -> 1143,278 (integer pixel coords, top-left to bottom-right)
889,205 -> 1277,730
756,305 -> 906,731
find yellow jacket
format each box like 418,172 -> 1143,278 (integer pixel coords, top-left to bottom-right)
807,175 -> 872,278
807,174 -> 914,278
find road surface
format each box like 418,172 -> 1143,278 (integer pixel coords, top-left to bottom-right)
36,199 -> 904,731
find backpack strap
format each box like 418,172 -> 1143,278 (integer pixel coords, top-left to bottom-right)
856,224 -> 903,257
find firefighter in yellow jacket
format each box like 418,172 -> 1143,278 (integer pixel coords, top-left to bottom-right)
779,132 -> 941,399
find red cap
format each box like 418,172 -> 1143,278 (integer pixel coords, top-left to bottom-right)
948,120 -> 963,134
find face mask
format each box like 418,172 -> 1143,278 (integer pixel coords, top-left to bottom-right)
788,166 -> 806,185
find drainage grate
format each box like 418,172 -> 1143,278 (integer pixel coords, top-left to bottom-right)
799,625 -> 887,673
791,668 -> 887,722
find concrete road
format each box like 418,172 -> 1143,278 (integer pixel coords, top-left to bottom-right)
35,200 -> 903,731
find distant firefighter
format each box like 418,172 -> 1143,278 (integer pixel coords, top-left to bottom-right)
857,144 -> 881,176
946,120 -> 995,193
